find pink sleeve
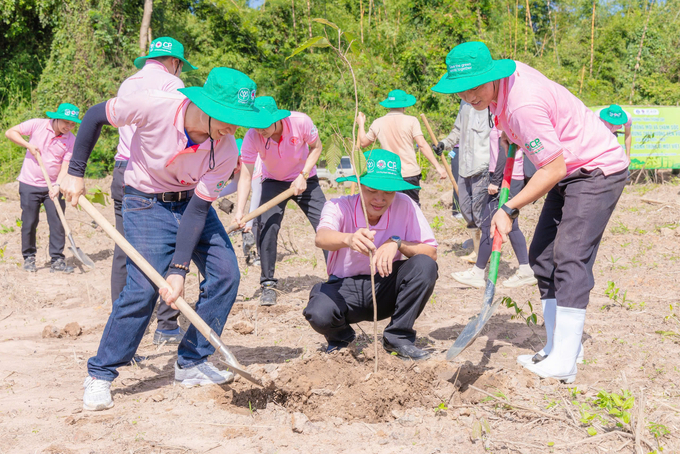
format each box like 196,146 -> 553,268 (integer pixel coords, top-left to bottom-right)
302,115 -> 319,144
507,105 -> 564,169
105,94 -> 146,129
240,130 -> 259,164
63,135 -> 75,161
317,200 -> 343,232
17,119 -> 41,136
404,199 -> 438,247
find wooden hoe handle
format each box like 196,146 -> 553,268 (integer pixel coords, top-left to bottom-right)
225,187 -> 296,233
420,113 -> 459,195
35,154 -> 72,236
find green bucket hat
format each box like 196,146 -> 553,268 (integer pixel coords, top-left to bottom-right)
599,104 -> 628,125
178,67 -> 273,129
134,37 -> 197,73
336,149 -> 420,192
379,89 -> 417,108
254,96 -> 291,124
46,103 -> 81,124
431,41 -> 516,94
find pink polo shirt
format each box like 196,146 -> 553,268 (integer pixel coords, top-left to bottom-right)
16,119 -> 75,187
105,90 -> 238,202
595,108 -> 633,134
318,193 -> 438,278
489,126 -> 525,181
240,111 -> 319,182
115,59 -> 184,161
490,62 -> 628,176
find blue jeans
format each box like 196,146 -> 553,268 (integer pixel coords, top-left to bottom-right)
87,194 -> 240,381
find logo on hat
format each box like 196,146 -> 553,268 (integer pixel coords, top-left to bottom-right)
387,160 -> 397,170
367,160 -> 375,171
388,96 -> 396,101
162,41 -> 172,49
251,90 -> 256,101
237,88 -> 251,104
610,112 -> 622,117
377,160 -> 386,170
448,63 -> 472,75
155,41 -> 162,48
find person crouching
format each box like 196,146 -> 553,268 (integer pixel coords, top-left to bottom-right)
304,149 -> 438,361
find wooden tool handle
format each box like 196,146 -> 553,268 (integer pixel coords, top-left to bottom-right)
420,113 -> 459,194
35,154 -> 72,236
225,187 -> 296,233
77,195 -> 212,336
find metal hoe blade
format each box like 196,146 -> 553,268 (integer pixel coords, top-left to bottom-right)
68,234 -> 95,269
210,332 -> 263,387
446,281 -> 501,361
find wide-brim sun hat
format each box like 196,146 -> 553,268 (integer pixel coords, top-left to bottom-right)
178,67 -> 274,129
134,37 -> 197,73
336,149 -> 420,192
46,103 -> 81,124
599,104 -> 629,125
254,96 -> 291,124
431,41 -> 516,94
379,89 -> 417,108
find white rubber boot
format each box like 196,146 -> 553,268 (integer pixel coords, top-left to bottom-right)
517,298 -> 584,366
523,306 -> 586,383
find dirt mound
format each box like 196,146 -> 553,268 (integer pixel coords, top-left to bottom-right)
224,347 -> 460,423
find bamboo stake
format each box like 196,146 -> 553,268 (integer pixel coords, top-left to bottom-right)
630,0 -> 653,103
360,0 -> 364,43
589,0 -> 596,76
578,64 -> 586,96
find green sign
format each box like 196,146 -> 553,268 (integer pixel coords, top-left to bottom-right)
592,106 -> 680,169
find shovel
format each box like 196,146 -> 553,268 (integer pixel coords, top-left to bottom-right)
420,113 -> 459,196
35,155 -> 95,269
77,195 -> 263,387
446,143 -> 517,361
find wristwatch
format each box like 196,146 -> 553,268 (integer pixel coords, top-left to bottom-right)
500,203 -> 520,220
300,170 -> 310,179
389,235 -> 402,250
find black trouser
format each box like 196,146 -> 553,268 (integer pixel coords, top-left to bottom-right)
19,182 -> 66,262
304,255 -> 438,347
110,161 -> 179,330
400,174 -> 422,206
258,176 -> 327,285
450,148 -> 461,215
529,168 -> 627,309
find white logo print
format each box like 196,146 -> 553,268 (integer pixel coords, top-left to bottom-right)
387,160 -> 397,170
367,160 -> 375,171
162,41 -> 172,49
237,88 -> 251,104
388,96 -> 396,101
155,41 -> 162,48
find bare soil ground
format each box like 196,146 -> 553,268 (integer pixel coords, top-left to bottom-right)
0,175 -> 679,454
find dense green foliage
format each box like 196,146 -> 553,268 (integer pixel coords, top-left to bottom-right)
1,0 -> 679,181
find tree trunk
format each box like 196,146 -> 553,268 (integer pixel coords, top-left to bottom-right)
291,0 -> 297,44
139,0 -> 153,56
360,0 -> 364,43
589,0 -> 596,77
306,0 -> 313,52
514,0 -> 519,58
579,64 -> 586,95
630,0 -> 653,103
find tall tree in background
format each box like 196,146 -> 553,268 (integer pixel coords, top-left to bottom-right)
139,0 -> 153,55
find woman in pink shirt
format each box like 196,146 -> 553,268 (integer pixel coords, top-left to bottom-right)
432,42 -> 629,383
5,103 -> 81,274
235,96 -> 326,306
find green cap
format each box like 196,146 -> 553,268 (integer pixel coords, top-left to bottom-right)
134,37 -> 197,73
178,67 -> 273,129
46,103 -> 81,124
599,104 -> 629,125
379,89 -> 417,108
431,41 -> 516,94
336,149 -> 420,192
254,96 -> 291,124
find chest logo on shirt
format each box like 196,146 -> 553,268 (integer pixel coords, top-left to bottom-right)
289,136 -> 300,146
180,180 -> 193,185
525,138 -> 545,154
216,181 -> 226,190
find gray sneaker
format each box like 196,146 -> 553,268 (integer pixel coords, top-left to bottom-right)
23,257 -> 37,273
83,376 -> 114,411
174,361 -> 234,387
50,258 -> 74,274
260,282 -> 277,306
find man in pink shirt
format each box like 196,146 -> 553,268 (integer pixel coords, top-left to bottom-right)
432,42 -> 628,383
597,104 -> 633,158
234,96 -> 326,306
5,103 -> 81,274
304,149 -> 438,360
60,68 -> 273,411
110,37 -> 197,345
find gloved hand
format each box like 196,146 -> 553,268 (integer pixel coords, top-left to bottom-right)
433,141 -> 445,156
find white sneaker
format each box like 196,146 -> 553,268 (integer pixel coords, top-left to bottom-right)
451,268 -> 485,288
175,361 -> 234,387
502,270 -> 538,288
83,377 -> 114,411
